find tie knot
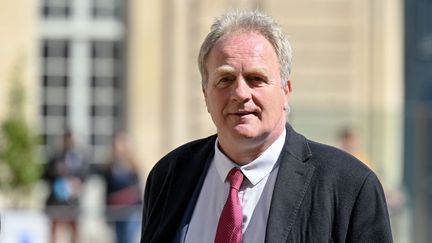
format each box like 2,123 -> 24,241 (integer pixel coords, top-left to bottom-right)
228,168 -> 244,190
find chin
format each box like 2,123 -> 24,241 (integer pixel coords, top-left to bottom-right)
231,125 -> 261,140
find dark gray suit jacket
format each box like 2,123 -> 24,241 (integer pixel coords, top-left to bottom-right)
140,124 -> 393,243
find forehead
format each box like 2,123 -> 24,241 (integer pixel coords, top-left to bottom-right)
209,31 -> 278,62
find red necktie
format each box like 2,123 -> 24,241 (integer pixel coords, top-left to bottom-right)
215,168 -> 244,243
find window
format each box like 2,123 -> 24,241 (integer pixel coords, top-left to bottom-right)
40,39 -> 70,149
90,40 -> 124,161
92,0 -> 122,19
41,0 -> 70,18
39,0 -> 126,162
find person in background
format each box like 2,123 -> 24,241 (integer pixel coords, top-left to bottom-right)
44,131 -> 87,243
338,127 -> 374,170
141,10 -> 392,243
103,132 -> 142,243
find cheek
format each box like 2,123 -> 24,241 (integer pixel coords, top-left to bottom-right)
211,91 -> 227,104
262,93 -> 286,112
205,92 -> 223,114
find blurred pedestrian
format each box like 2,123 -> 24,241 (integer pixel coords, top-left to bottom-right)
103,132 -> 142,243
338,127 -> 374,170
43,131 -> 87,243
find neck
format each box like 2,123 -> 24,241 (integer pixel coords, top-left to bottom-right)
218,125 -> 285,165
218,142 -> 265,165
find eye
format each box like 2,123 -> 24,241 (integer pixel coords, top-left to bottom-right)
247,75 -> 267,86
216,76 -> 235,88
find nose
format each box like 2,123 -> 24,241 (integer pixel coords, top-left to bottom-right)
231,77 -> 251,102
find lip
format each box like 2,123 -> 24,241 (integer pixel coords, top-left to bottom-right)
229,111 -> 258,116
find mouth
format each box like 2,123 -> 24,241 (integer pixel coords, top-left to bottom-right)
230,110 -> 258,117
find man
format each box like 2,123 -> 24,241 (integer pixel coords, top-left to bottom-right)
141,10 -> 392,243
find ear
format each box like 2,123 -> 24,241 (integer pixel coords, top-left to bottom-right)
283,80 -> 292,111
203,87 -> 210,113
202,87 -> 207,98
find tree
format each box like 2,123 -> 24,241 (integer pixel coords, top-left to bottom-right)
0,61 -> 42,208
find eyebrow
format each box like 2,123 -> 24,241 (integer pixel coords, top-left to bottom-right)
213,65 -> 270,77
247,67 -> 269,77
213,65 -> 236,76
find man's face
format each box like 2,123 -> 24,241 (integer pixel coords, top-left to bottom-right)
204,31 -> 291,146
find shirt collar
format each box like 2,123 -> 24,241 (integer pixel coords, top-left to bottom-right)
214,128 -> 286,186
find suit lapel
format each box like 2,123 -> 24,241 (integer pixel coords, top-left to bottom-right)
265,125 -> 315,243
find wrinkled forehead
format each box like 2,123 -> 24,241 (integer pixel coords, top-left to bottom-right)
207,32 -> 280,73
213,31 -> 275,55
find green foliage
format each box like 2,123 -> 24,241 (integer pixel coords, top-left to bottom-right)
0,118 -> 41,190
0,61 -> 42,205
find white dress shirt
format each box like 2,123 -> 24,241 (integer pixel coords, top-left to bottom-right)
184,129 -> 286,243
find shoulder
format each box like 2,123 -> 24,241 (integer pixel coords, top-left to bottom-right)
308,140 -> 369,169
149,134 -> 216,177
283,124 -> 372,183
306,139 -> 374,189
143,135 -> 216,208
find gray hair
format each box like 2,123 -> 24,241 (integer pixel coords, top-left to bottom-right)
198,10 -> 292,89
